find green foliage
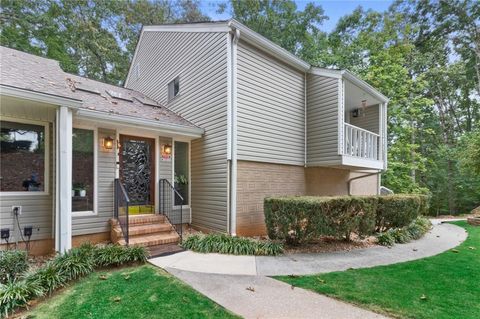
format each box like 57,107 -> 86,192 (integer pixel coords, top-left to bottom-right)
26,265 -> 239,319
93,244 -> 148,267
376,195 -> 429,230
265,195 -> 429,244
377,217 -> 432,247
0,250 -> 28,284
0,243 -> 147,317
0,277 -> 43,318
181,233 -> 283,256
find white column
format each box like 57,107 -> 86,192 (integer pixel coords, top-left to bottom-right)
55,106 -> 73,252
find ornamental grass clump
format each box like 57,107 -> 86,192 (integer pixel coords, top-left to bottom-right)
182,233 -> 283,256
376,217 -> 432,247
0,243 -> 148,318
0,250 -> 28,285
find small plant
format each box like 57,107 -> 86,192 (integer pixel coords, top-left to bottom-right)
0,250 -> 28,284
0,277 -> 43,318
377,217 -> 432,246
26,261 -> 68,295
377,232 -> 395,246
93,244 -> 148,267
182,233 -> 283,256
174,174 -> 188,185
54,249 -> 95,281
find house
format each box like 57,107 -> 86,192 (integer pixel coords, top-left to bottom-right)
0,20 -> 388,255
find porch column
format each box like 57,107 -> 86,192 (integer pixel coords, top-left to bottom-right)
55,106 -> 73,252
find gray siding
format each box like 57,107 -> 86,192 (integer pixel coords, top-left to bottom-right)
0,103 -> 55,242
72,128 -> 116,235
126,31 -> 229,232
236,40 -> 305,166
349,104 -> 379,134
306,74 -> 341,165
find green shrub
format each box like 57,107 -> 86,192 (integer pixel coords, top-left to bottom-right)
377,232 -> 395,246
264,196 -> 378,244
377,217 -> 432,246
0,250 -> 28,284
264,194 -> 430,244
181,233 -> 283,256
93,244 -> 148,267
26,261 -> 68,295
0,277 -> 43,318
376,195 -> 429,231
53,249 -> 95,281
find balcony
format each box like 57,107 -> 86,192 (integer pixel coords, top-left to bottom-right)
344,123 -> 380,161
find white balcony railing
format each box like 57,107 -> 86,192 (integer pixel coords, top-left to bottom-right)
344,123 -> 380,161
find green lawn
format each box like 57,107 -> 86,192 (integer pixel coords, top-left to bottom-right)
278,221 -> 479,319
26,265 -> 238,319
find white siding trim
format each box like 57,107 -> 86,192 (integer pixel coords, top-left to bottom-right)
1,85 -> 82,108
229,29 -> 239,236
55,106 -> 73,252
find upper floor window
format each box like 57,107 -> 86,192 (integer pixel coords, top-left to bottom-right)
168,76 -> 180,102
133,63 -> 140,80
0,120 -> 47,192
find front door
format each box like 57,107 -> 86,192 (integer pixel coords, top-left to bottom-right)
119,135 -> 155,214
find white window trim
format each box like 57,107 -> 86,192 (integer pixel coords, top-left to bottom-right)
0,116 -> 50,196
172,139 -> 191,209
167,76 -> 181,103
71,125 -> 98,216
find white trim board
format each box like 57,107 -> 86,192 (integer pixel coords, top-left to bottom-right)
0,84 -> 83,108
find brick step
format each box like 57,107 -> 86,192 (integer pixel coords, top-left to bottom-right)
118,231 -> 180,247
115,214 -> 167,226
112,223 -> 173,237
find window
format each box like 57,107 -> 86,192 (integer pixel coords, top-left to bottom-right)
0,120 -> 46,192
133,63 -> 140,80
168,77 -> 180,102
72,128 -> 94,212
174,141 -> 189,205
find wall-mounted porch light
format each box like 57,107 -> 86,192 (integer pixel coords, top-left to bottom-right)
162,144 -> 172,155
103,136 -> 114,150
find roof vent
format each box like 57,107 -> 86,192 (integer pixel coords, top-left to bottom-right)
106,90 -> 133,102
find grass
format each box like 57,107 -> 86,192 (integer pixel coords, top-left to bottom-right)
25,265 -> 238,319
277,221 -> 480,319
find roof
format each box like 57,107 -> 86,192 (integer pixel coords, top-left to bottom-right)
0,46 -> 203,134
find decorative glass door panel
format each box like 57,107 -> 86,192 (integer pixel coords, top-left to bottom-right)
119,135 -> 155,214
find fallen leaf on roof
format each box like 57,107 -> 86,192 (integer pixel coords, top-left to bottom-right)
246,286 -> 255,292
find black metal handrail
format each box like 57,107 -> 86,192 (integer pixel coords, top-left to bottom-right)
159,179 -> 183,241
114,178 -> 130,245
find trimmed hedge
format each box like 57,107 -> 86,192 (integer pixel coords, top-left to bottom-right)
182,233 -> 283,256
264,194 -> 429,245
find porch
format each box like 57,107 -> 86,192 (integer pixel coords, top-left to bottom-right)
0,47 -> 203,255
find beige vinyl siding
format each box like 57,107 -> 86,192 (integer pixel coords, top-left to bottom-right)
236,40 -> 305,166
349,104 -> 380,134
306,74 -> 341,165
72,128 -> 115,235
126,31 -> 229,232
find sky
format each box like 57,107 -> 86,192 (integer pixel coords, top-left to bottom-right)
199,0 -> 394,32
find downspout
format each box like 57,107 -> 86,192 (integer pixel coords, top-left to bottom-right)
347,171 -> 382,196
228,28 -> 240,236
304,72 -> 307,166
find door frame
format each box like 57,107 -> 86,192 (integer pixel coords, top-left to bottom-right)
118,134 -> 156,211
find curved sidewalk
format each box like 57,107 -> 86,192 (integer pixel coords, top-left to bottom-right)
150,221 -> 467,276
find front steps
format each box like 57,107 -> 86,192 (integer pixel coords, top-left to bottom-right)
110,214 -> 180,248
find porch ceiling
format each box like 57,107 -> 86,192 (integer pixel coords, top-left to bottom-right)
344,79 -> 382,112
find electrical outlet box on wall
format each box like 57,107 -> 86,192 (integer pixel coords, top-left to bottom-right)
12,206 -> 22,216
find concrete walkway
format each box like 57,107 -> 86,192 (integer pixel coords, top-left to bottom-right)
150,221 -> 467,319
150,221 -> 467,276
168,268 -> 388,319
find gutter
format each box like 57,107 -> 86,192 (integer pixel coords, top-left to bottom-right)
75,108 -> 204,138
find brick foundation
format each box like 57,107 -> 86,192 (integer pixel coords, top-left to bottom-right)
236,161 -> 379,236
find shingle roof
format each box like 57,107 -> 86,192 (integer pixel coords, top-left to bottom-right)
0,46 -> 200,129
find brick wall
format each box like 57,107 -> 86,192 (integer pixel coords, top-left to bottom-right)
236,161 -> 379,236
236,161 -> 305,236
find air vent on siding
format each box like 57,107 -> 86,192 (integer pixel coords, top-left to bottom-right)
106,90 -> 133,102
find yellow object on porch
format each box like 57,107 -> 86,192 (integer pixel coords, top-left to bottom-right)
128,205 -> 155,215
